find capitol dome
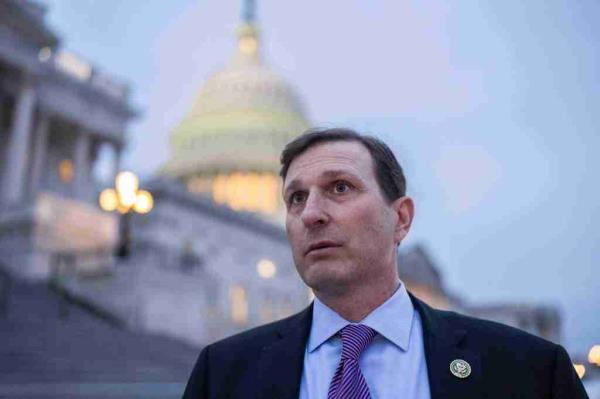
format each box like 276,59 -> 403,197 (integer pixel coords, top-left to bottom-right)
161,14 -> 310,218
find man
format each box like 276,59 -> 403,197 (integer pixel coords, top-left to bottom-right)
183,128 -> 588,399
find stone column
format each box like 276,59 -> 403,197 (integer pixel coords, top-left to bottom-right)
0,92 -> 6,179
0,91 -> 5,133
112,142 -> 122,185
1,77 -> 36,205
73,130 -> 91,200
28,112 -> 50,196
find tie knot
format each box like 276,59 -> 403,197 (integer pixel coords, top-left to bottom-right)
339,324 -> 377,361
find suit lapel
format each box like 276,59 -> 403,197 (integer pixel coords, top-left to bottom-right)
411,295 -> 485,399
256,304 -> 313,399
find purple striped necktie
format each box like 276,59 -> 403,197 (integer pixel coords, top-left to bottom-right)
327,324 -> 377,399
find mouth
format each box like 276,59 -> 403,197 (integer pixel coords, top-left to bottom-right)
305,241 -> 342,256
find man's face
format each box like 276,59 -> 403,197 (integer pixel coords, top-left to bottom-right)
283,140 -> 408,296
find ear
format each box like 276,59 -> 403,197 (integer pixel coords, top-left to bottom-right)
391,196 -> 414,245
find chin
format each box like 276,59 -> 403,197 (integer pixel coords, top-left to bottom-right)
302,260 -> 354,294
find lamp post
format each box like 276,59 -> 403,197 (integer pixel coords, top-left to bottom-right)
589,345 -> 600,366
99,171 -> 153,258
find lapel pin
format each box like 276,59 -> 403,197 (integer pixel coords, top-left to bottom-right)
450,359 -> 471,379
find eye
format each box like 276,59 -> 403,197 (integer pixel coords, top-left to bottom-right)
333,181 -> 351,194
289,191 -> 307,205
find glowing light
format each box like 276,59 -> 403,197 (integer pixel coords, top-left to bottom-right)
115,171 -> 139,208
230,284 -> 248,324
58,159 -> 74,183
212,174 -> 228,204
134,190 -> 154,214
246,173 -> 260,212
211,172 -> 279,215
259,174 -> 278,214
588,345 -> 600,366
574,364 -> 586,379
257,259 -> 276,279
100,171 -> 151,215
239,37 -> 257,54
55,51 -> 92,81
38,47 -> 52,62
260,296 -> 274,322
227,172 -> 245,211
99,189 -> 118,211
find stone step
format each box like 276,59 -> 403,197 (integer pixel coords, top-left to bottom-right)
0,382 -> 185,398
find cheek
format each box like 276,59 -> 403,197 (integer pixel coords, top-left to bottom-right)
350,207 -> 394,244
286,223 -> 303,255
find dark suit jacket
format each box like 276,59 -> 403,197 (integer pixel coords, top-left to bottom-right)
183,295 -> 588,399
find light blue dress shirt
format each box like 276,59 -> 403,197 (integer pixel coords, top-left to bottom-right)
299,282 -> 431,399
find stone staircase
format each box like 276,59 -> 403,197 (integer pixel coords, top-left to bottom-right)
0,279 -> 199,398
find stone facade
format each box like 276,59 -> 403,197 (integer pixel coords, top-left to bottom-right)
0,0 -> 133,279
59,178 -> 310,347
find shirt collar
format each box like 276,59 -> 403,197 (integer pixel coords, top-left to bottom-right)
308,281 -> 414,353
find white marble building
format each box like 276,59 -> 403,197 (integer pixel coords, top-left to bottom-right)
0,0 -> 310,347
0,0 -> 133,279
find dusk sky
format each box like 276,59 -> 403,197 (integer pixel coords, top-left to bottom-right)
44,0 -> 599,354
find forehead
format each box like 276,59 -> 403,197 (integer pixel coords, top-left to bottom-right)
284,140 -> 375,187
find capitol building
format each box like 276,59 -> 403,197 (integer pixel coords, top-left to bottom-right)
0,0 -> 565,352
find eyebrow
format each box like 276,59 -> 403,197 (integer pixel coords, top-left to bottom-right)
283,169 -> 360,196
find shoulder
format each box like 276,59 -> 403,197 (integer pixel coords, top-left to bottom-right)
411,293 -> 557,352
423,306 -> 588,397
412,295 -> 561,364
435,307 -> 557,351
183,308 -> 312,398
422,303 -> 566,377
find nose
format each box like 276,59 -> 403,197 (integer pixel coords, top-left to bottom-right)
300,191 -> 329,228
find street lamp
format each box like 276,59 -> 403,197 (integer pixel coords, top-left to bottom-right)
588,345 -> 600,366
99,171 -> 153,257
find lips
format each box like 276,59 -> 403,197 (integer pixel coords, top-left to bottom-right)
305,241 -> 341,255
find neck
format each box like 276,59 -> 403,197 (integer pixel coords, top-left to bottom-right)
314,277 -> 400,322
